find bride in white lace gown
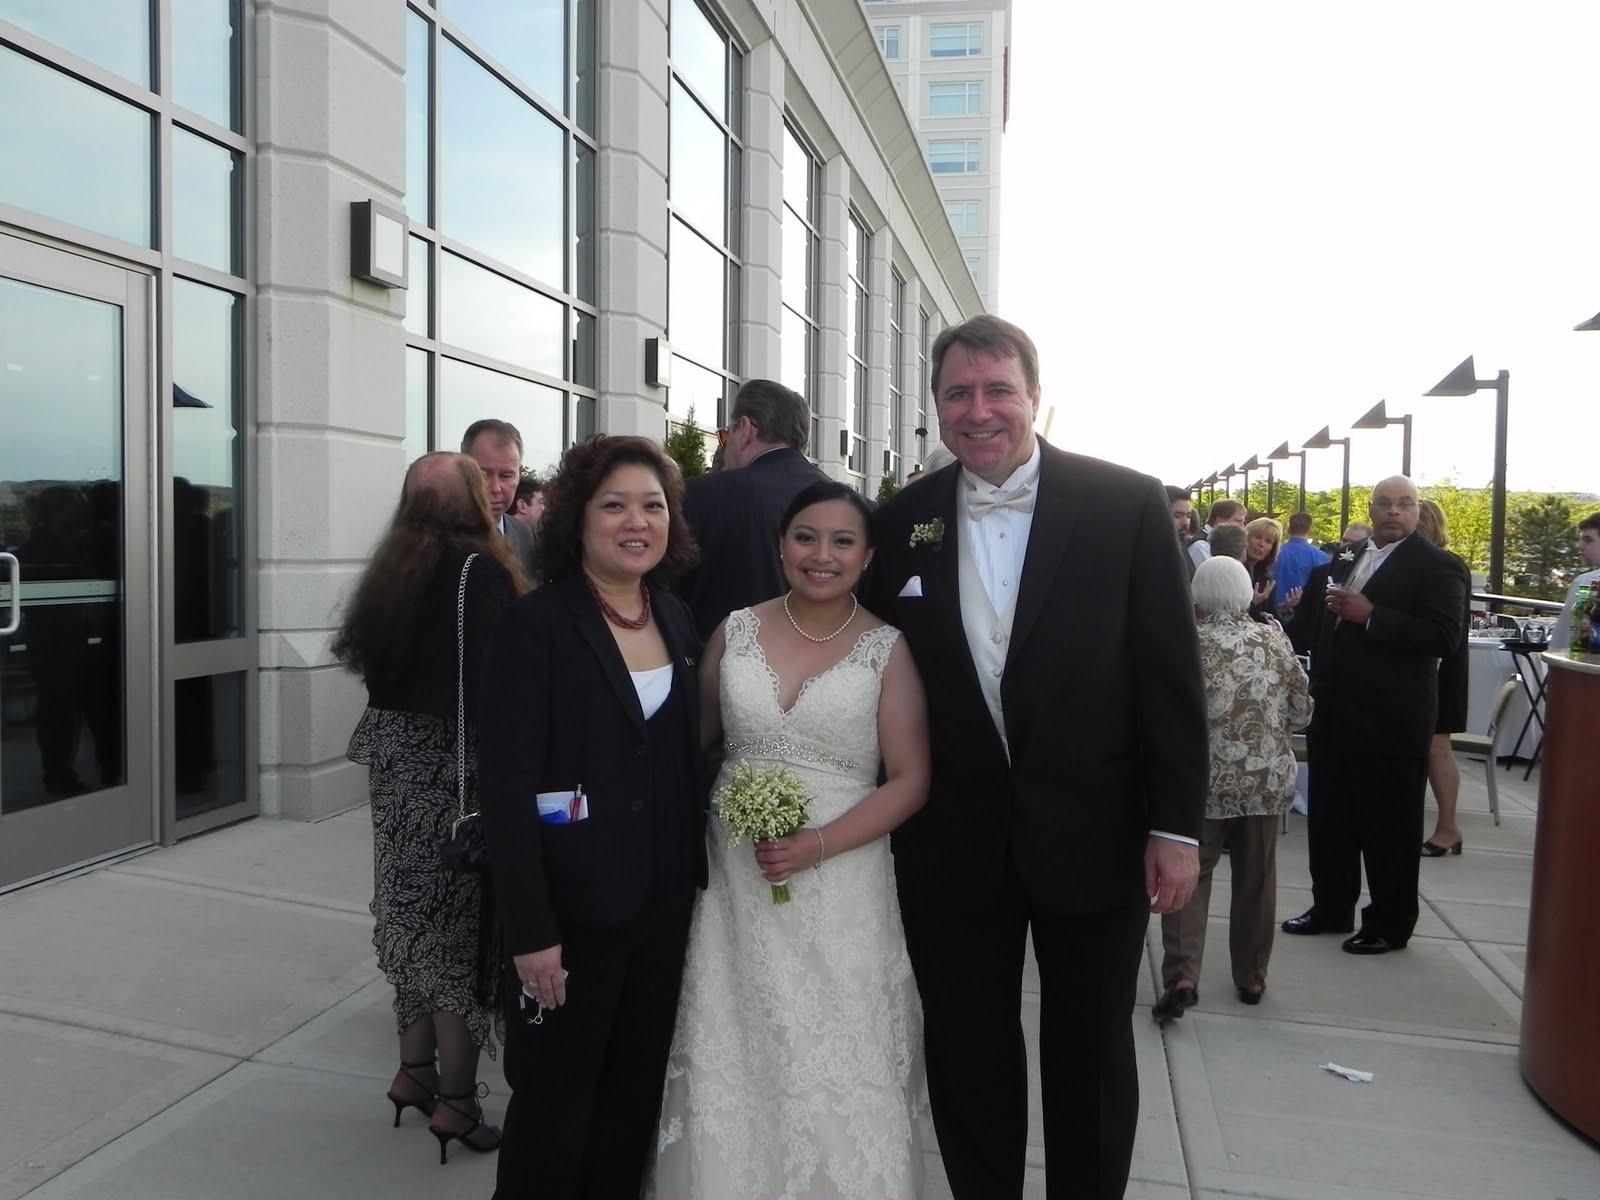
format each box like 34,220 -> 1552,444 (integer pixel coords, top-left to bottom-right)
653,483 -> 931,1200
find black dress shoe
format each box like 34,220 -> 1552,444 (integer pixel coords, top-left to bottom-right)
1237,987 -> 1264,1005
1341,931 -> 1403,955
1280,909 -> 1355,936
1152,984 -> 1198,1022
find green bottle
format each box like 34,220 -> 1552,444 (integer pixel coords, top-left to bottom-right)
1573,581 -> 1595,657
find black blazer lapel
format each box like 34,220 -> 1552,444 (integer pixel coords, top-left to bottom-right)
652,587 -> 700,718
1006,443 -> 1082,667
568,582 -> 646,733
918,465 -> 983,697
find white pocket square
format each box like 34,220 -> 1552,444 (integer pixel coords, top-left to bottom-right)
898,575 -> 924,598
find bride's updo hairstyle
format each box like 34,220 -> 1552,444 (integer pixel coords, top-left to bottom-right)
778,480 -> 875,546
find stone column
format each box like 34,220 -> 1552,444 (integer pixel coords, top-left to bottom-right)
740,40 -> 784,382
254,2 -> 408,818
898,274 -> 926,468
595,0 -> 670,438
814,155 -> 849,481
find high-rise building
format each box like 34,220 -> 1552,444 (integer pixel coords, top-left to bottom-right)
864,0 -> 1011,311
0,0 -> 980,889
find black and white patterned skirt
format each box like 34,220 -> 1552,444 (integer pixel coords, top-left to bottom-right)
348,707 -> 501,1055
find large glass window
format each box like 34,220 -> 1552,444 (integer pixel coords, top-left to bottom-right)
0,1 -> 150,87
0,46 -> 153,247
172,0 -> 242,131
171,280 -> 243,642
930,22 -> 983,57
171,128 -> 242,274
845,214 -> 869,479
887,270 -> 905,482
928,139 -> 981,174
929,80 -> 982,117
945,199 -> 982,235
405,1 -> 596,463
964,252 -> 986,291
668,0 -> 743,438
781,124 -> 819,455
874,25 -> 901,60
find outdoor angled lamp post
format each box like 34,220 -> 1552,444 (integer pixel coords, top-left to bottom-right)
1302,426 -> 1351,536
1220,463 -> 1237,504
1202,474 -> 1218,506
1424,357 -> 1509,595
1268,441 -> 1307,514
1351,399 -> 1413,476
1240,455 -> 1263,512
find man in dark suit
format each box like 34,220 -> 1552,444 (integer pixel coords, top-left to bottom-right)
678,379 -> 827,639
865,315 -> 1207,1200
462,419 -> 540,582
1284,476 -> 1466,954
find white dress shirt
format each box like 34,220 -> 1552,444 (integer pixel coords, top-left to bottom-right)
959,441 -> 1197,849
1553,567 -> 1600,650
1344,534 -> 1404,595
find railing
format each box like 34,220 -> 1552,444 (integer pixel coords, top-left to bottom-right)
1473,591 -> 1564,615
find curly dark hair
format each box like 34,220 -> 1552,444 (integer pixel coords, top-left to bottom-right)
538,435 -> 699,587
332,452 -> 530,692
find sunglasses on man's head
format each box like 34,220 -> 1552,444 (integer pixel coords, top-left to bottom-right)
715,428 -> 731,446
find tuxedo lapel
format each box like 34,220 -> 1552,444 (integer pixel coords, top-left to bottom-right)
1359,534 -> 1421,602
568,583 -> 646,734
917,466 -> 984,698
1006,444 -> 1082,668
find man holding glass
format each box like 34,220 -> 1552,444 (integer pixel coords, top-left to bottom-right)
1284,477 -> 1466,955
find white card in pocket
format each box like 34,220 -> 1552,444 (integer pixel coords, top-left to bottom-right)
536,787 -> 589,824
898,575 -> 924,598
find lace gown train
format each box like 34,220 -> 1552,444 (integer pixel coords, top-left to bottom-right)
652,608 -> 925,1200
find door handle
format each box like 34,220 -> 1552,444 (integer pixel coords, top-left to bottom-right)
0,552 -> 18,636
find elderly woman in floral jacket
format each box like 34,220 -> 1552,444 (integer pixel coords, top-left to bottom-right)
1154,555 -> 1313,1019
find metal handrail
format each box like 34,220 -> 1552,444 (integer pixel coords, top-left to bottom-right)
1473,591 -> 1564,615
0,553 -> 18,636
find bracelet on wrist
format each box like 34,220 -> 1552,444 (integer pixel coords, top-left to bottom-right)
812,826 -> 825,871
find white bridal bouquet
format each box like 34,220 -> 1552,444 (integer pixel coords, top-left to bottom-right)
714,761 -> 813,904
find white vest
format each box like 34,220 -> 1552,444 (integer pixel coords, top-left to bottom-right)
957,512 -> 1020,759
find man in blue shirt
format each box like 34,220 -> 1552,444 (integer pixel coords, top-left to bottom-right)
1274,511 -> 1330,607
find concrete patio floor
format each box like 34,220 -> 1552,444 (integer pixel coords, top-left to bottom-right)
2,754 -> 1595,1199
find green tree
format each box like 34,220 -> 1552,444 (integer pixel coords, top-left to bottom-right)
1509,494 -> 1576,599
663,405 -> 710,479
876,474 -> 902,503
1420,479 -> 1493,574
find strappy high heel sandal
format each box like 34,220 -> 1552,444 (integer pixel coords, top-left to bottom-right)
429,1083 -> 502,1164
386,1060 -> 438,1126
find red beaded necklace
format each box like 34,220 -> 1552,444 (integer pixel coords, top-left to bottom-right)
585,573 -> 652,630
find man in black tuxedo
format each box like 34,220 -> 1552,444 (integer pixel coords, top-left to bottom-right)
462,419 -> 540,582
677,379 -> 827,639
1284,476 -> 1466,954
865,315 -> 1207,1199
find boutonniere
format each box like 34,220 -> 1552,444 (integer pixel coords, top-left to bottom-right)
909,519 -> 945,550
1338,548 -> 1356,562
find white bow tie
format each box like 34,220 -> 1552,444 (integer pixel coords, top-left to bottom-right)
968,486 -> 1036,519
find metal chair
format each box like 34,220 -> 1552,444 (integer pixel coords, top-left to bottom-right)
1449,675 -> 1521,827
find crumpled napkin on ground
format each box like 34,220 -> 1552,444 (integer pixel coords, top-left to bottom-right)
1320,1062 -> 1374,1083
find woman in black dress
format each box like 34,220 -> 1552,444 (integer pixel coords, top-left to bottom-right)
1243,517 -> 1283,623
334,452 -> 529,1157
478,436 -> 707,1200
1418,499 -> 1472,856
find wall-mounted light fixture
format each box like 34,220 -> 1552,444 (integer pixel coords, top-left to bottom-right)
350,200 -> 408,289
645,337 -> 672,388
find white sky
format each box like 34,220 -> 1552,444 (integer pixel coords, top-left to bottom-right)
1001,1 -> 1600,497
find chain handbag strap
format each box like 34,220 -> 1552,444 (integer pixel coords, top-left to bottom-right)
454,553 -> 479,830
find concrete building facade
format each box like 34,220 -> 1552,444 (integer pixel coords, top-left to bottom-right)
863,0 -> 1010,311
0,0 -> 979,890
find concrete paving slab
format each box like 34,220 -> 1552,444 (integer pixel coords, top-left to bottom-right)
1169,1013 -> 1600,1200
1473,943 -> 1526,998
1425,808 -> 1538,856
254,976 -> 510,1098
107,808 -> 375,914
1178,918 -> 1519,1043
1429,898 -> 1530,946
23,1061 -> 504,1200
0,872 -> 376,1058
1416,847 -> 1535,907
0,1013 -> 233,1200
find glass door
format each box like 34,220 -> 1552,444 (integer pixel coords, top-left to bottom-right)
0,231 -> 154,889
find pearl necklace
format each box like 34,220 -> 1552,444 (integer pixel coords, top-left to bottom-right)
783,591 -> 858,643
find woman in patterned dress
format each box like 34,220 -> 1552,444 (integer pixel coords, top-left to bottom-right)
1154,555 -> 1312,1018
334,452 -> 528,1154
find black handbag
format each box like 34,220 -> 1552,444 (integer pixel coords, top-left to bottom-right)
441,554 -> 488,875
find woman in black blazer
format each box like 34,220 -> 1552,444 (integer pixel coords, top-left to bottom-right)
477,436 -> 706,1199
